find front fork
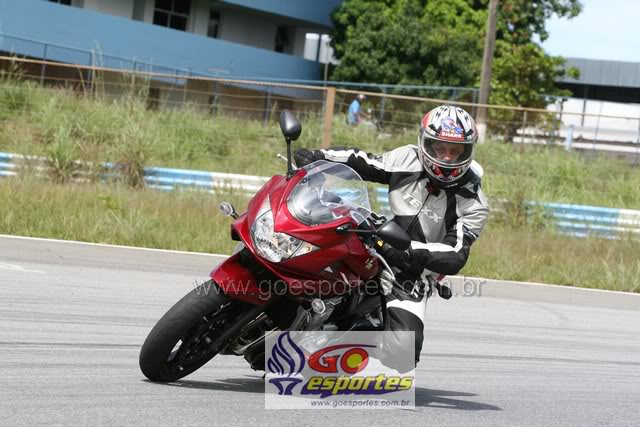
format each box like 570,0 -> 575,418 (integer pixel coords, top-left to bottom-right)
207,293 -> 282,356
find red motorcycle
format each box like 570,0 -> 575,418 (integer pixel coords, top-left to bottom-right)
139,111 -> 414,382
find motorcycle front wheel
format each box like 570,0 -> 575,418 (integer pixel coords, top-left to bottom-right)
139,280 -> 247,382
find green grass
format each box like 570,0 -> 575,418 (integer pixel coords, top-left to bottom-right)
0,175 -> 248,254
464,222 -> 640,293
1,78 -> 639,292
1,176 -> 637,292
1,79 -> 639,209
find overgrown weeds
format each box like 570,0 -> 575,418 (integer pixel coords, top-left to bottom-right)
1,176 -> 637,292
0,175 -> 247,253
44,121 -> 81,183
1,78 -> 638,206
465,222 -> 640,292
0,77 -> 639,291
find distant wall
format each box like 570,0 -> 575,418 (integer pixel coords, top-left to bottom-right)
0,0 -> 322,81
82,0 -> 133,19
219,7 -> 279,51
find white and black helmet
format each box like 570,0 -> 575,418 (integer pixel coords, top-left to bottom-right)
418,105 -> 478,185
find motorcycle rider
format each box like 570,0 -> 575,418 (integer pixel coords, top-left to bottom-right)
294,105 -> 490,370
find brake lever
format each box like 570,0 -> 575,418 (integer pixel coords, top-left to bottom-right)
367,246 -> 396,281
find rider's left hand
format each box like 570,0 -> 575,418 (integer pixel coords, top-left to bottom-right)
294,148 -> 324,167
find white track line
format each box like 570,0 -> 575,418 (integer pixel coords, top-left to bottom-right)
452,276 -> 640,297
0,234 -> 227,257
1,234 -> 638,297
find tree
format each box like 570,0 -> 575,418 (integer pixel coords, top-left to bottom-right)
330,0 -> 582,116
494,0 -> 582,45
489,41 -> 577,138
487,1 -> 582,137
331,0 -> 485,88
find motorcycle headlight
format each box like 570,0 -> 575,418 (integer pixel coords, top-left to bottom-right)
250,196 -> 319,263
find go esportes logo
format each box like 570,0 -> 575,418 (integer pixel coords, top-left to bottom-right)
264,331 -> 415,409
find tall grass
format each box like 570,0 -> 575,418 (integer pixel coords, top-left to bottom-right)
0,175 -> 246,254
464,222 -> 640,293
1,79 -> 638,208
0,176 -> 637,292
0,79 -> 639,292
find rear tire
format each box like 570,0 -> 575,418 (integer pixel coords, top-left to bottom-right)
139,280 -> 243,382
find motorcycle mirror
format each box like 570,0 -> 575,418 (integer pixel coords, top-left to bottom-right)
279,110 -> 302,141
279,110 -> 301,179
376,221 -> 411,251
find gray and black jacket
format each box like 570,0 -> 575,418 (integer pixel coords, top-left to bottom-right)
320,145 -> 490,281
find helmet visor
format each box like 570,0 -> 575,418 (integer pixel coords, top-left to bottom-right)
420,135 -> 475,168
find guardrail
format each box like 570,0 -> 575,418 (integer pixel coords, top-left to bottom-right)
0,153 -> 16,177
1,151 -> 638,239
540,202 -> 640,239
0,152 -> 270,193
144,166 -> 269,194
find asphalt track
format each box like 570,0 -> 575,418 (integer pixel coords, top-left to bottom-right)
1,235 -> 639,426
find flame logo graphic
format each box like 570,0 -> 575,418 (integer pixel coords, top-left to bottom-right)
267,332 -> 306,395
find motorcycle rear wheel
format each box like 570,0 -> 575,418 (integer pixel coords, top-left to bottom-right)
139,280 -> 245,382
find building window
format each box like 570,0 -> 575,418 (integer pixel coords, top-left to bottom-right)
153,0 -> 191,31
207,10 -> 221,38
275,26 -> 291,53
49,0 -> 72,5
304,33 -> 336,64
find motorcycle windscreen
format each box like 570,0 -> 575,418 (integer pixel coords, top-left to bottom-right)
286,161 -> 372,226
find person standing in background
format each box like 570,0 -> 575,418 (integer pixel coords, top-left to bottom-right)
347,94 -> 367,126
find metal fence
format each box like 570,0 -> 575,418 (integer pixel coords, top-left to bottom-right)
1,55 -> 640,161
332,88 -> 640,161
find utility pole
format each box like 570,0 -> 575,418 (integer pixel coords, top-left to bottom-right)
476,0 -> 499,144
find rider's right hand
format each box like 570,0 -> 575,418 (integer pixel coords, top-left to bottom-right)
294,148 -> 324,167
378,242 -> 408,269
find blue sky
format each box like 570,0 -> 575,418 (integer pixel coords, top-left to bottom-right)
541,0 -> 638,62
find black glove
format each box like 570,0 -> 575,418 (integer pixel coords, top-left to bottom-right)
377,242 -> 408,269
378,242 -> 424,276
435,283 -> 452,300
294,148 -> 324,167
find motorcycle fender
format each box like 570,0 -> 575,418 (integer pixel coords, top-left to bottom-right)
210,254 -> 266,306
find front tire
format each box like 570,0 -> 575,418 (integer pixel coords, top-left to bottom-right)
139,280 -> 244,382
